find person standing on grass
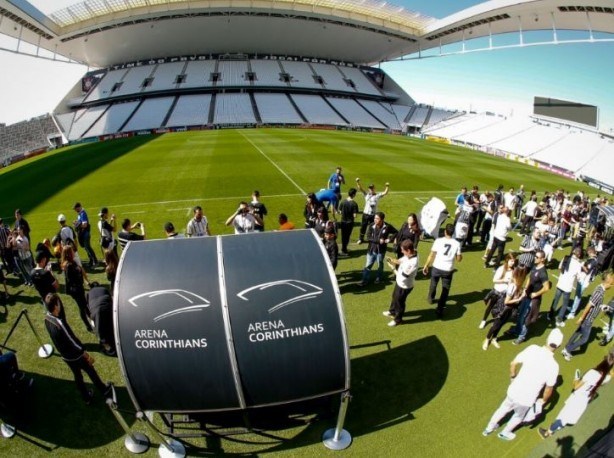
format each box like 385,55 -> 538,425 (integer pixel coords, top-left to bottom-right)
13,209 -> 31,241
250,190 -> 267,232
484,206 -> 511,269
479,253 -> 517,330
327,166 -> 346,211
61,245 -> 93,333
422,223 -> 462,319
355,179 -> 389,244
44,293 -> 111,405
566,246 -> 599,320
548,247 -> 583,327
561,273 -> 613,362
394,213 -> 421,259
337,188 -> 359,256
278,213 -> 295,231
73,202 -> 98,268
358,212 -> 397,287
482,328 -> 562,441
186,205 -> 211,237
117,218 -> 146,250
97,207 -> 117,253
225,202 -> 262,234
483,266 -> 527,350
539,349 -> 614,439
507,249 -> 550,345
383,240 -> 418,327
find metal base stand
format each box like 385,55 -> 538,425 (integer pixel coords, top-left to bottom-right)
322,428 -> 352,450
158,439 -> 186,458
322,391 -> 352,450
124,432 -> 150,454
1,423 -> 16,439
38,344 -> 53,359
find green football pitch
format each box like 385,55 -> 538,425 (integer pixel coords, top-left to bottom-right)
0,128 -> 611,457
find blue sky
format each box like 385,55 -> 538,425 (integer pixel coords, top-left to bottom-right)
0,0 -> 613,131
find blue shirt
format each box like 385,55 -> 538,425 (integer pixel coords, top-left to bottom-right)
316,189 -> 339,208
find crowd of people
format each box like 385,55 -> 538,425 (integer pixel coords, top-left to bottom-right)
0,168 -> 613,442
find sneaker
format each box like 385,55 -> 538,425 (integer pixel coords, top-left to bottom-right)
482,339 -> 489,351
512,338 -> 524,345
383,311 -> 393,318
387,320 -> 398,327
599,338 -> 610,346
492,339 -> 500,349
556,320 -> 566,328
566,313 -> 575,320
481,255 -> 487,260
562,349 -> 572,362
538,428 -> 550,439
478,320 -> 486,329
498,431 -> 516,441
482,426 -> 496,437
355,240 -> 363,245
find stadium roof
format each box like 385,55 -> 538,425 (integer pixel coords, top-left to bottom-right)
1,0 -> 613,67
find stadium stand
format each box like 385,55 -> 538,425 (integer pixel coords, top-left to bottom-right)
218,61 -> 249,87
0,114 -> 61,161
84,68 -> 128,102
213,93 -> 257,125
311,63 -> 350,92
143,62 -> 187,93
254,93 -> 304,124
122,97 -> 175,132
427,108 -> 460,127
282,61 -> 323,90
85,102 -> 140,138
531,128 -> 607,172
290,94 -> 347,125
358,100 -> 402,130
250,60 -> 286,87
577,139 -> 614,186
180,60 -> 217,89
326,98 -> 384,129
165,94 -> 212,127
112,65 -> 155,98
67,105 -> 109,141
406,105 -> 430,128
338,66 -> 382,96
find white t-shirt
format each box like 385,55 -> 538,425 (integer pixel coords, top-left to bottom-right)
493,266 -> 513,293
396,255 -> 419,289
523,200 -> 539,217
431,237 -> 461,272
508,345 -> 559,406
186,217 -> 209,237
557,369 -> 609,425
504,192 -> 516,209
362,192 -> 384,215
557,256 -> 582,293
492,214 -> 511,241
232,213 -> 257,234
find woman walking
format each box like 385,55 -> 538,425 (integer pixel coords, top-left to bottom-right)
62,245 -> 93,332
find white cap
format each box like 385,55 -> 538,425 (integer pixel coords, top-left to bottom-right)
547,328 -> 564,348
57,214 -> 66,222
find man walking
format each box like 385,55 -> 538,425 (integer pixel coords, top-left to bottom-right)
484,206 -> 511,268
73,202 -> 98,268
327,166 -> 346,210
422,224 -> 462,318
483,328 -> 562,441
186,206 -> 211,237
358,212 -> 397,286
383,240 -> 419,327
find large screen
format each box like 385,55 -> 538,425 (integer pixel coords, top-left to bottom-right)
533,96 -> 598,128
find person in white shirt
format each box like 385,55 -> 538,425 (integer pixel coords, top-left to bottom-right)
484,207 -> 512,268
422,224 -> 462,318
503,188 -> 517,218
548,247 -> 583,326
383,240 -> 419,327
355,178 -> 389,244
519,195 -> 539,235
483,328 -> 563,441
186,206 -> 210,237
225,202 -> 263,234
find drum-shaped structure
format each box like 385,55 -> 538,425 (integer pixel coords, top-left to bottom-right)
114,229 -> 350,415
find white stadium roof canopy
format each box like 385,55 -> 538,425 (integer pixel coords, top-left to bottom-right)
1,0 -> 613,67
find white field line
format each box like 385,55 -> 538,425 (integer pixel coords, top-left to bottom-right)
415,198 -> 426,204
238,130 -> 307,195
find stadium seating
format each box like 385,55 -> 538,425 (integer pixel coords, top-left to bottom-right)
143,62 -> 187,93
165,94 -> 212,127
532,128 -> 607,172
290,94 -> 347,125
577,139 -> 614,185
213,93 -> 257,125
0,114 -> 60,161
180,60 -> 217,89
326,98 -> 383,129
218,61 -> 249,87
358,100 -> 402,130
250,60 -> 286,87
406,105 -> 430,128
85,102 -> 140,138
311,63 -> 350,92
254,93 -> 303,124
337,66 -> 382,96
111,65 -> 156,98
122,97 -> 175,132
67,105 -> 109,140
282,61 -> 323,90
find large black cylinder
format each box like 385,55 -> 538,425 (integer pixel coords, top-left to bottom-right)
114,230 -> 350,413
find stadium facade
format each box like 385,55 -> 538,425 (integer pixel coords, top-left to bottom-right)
1,0 -> 613,190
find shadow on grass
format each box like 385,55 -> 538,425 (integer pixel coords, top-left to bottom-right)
0,135 -> 159,220
2,373 -> 134,451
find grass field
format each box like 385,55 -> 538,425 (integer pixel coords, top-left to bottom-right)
0,128 -> 612,457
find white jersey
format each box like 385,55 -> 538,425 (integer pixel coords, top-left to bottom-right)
431,237 -> 461,272
508,345 -> 559,406
362,192 -> 384,216
556,256 -> 582,293
396,255 -> 419,289
186,217 -> 209,237
556,369 -> 609,425
492,213 -> 511,241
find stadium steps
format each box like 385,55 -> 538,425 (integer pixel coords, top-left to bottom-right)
249,93 -> 262,124
307,63 -> 326,89
404,104 -> 417,123
161,96 -> 180,127
118,99 -> 145,132
323,96 -> 350,125
355,99 -> 388,129
79,105 -> 111,140
208,93 -> 216,124
286,94 -> 308,123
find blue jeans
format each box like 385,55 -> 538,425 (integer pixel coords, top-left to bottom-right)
565,322 -> 593,353
362,251 -> 384,283
78,229 -> 97,265
512,297 -> 531,339
568,281 -> 588,316
550,288 -> 572,322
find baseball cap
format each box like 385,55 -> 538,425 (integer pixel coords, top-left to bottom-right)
57,214 -> 66,222
98,207 -> 108,217
547,329 -> 563,348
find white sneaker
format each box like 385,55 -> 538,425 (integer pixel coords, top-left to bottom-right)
566,313 -> 575,320
478,320 -> 486,329
492,339 -> 500,349
556,321 -> 566,328
498,431 -> 516,441
562,349 -> 572,361
387,320 -> 398,327
382,311 -> 393,318
482,426 -> 496,437
482,339 -> 489,351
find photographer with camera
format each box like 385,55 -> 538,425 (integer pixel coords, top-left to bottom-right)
117,218 -> 146,250
226,202 -> 262,234
355,179 -> 389,245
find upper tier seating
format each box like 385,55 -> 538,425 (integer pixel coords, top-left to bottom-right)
291,94 -> 346,125
213,93 -> 256,124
